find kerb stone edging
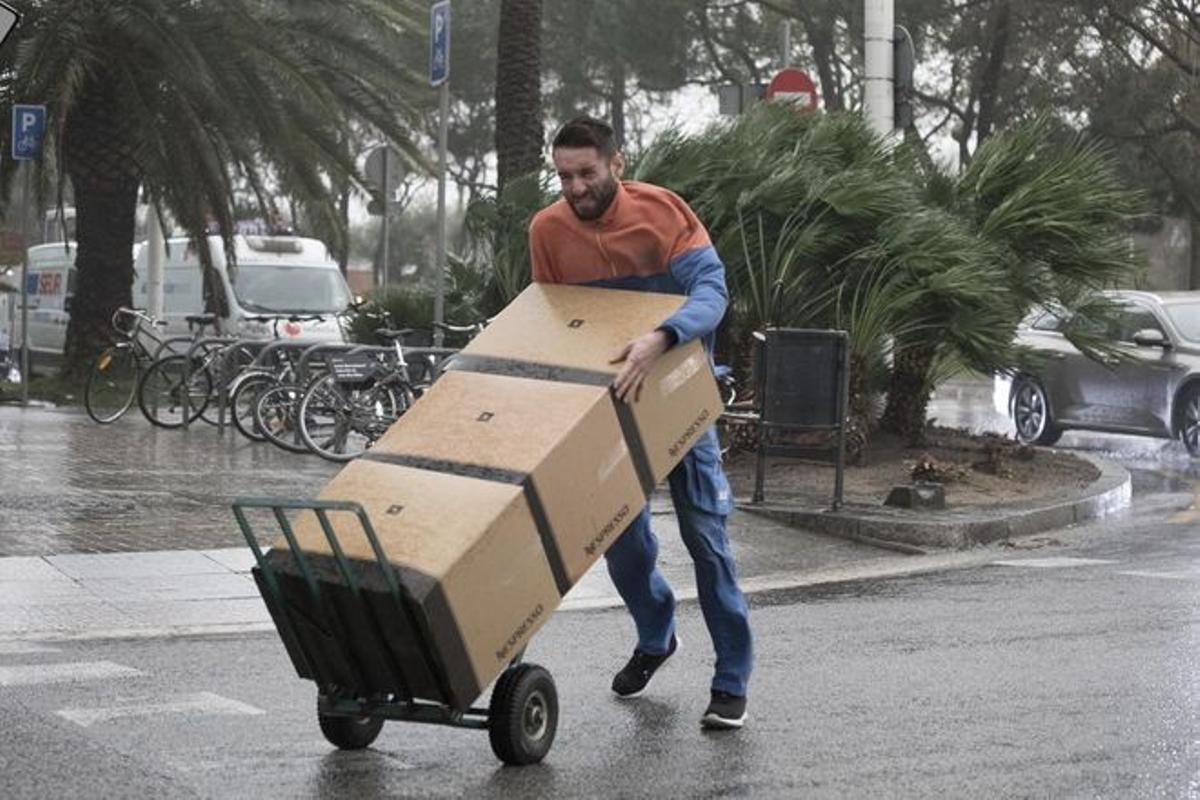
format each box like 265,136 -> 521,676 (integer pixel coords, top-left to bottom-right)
738,454 -> 1131,550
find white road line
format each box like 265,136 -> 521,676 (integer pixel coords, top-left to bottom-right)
1117,570 -> 1199,581
992,557 -> 1117,568
56,692 -> 265,728
0,641 -> 59,655
0,661 -> 142,686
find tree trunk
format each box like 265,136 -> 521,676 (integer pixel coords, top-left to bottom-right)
845,353 -> 871,466
337,183 -> 350,275
495,0 -> 544,195
610,59 -> 627,148
60,74 -> 142,380
796,4 -> 842,111
880,342 -> 937,445
974,0 -> 1012,145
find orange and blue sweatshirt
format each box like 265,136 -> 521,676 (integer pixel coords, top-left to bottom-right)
529,180 -> 732,515
528,180 -> 727,353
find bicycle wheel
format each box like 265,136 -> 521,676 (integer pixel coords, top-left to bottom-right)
229,370 -> 275,442
84,344 -> 139,424
137,354 -> 213,428
197,344 -> 256,427
253,382 -> 309,453
298,374 -> 408,462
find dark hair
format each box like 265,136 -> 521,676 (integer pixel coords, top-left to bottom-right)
551,116 -> 618,158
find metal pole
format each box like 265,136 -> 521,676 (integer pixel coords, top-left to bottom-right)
863,0 -> 895,136
18,245 -> 27,404
380,147 -> 390,291
19,163 -> 30,405
434,80 -> 448,347
146,202 -> 164,322
781,19 -> 792,68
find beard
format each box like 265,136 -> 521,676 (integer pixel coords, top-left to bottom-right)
565,176 -> 619,221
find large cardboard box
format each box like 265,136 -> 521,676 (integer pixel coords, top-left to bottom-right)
453,282 -> 724,489
261,459 -> 561,711
254,284 -> 722,711
368,370 -> 645,587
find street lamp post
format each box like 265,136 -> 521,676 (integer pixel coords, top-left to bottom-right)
863,0 -> 895,136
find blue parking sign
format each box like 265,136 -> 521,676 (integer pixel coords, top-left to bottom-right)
430,1 -> 450,86
12,104 -> 45,161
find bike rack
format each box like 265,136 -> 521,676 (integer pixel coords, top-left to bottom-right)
180,336 -> 241,431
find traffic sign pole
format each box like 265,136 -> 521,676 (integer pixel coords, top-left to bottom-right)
434,81 -> 448,347
19,166 -> 28,404
381,147 -> 390,290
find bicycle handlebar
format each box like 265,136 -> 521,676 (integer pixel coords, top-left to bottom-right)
432,320 -> 487,335
112,306 -> 167,335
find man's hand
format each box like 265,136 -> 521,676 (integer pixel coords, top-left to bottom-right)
610,329 -> 672,403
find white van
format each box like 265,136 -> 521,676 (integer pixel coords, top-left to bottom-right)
133,234 -> 351,342
18,243 -> 78,358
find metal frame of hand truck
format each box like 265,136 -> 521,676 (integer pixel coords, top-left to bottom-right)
233,496 -> 557,764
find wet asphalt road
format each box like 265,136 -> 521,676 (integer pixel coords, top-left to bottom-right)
4,380 -> 1200,797
3,482 -> 1200,798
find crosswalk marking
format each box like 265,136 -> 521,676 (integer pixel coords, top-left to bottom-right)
56,692 -> 265,727
0,661 -> 142,686
0,641 -> 59,655
993,557 -> 1116,568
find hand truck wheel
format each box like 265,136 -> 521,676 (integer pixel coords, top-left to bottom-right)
318,698 -> 384,750
488,662 -> 558,766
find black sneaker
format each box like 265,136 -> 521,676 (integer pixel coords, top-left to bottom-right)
701,690 -> 747,729
611,634 -> 678,697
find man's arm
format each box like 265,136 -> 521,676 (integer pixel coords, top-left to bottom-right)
611,246 -> 728,402
658,245 -> 729,345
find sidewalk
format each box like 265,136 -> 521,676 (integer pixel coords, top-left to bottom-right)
0,404 -> 910,640
0,389 -> 1125,641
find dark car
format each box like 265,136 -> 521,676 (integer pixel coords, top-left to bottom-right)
1002,290 -> 1200,456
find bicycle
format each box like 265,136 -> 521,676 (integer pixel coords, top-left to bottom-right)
249,307 -> 391,451
715,332 -> 767,458
297,330 -> 421,462
135,313 -> 226,428
226,314 -> 327,441
253,342 -> 356,454
83,307 -> 171,424
715,363 -> 760,458
293,318 -> 490,461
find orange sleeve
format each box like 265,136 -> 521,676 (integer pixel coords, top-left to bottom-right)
665,191 -> 712,260
528,213 -> 558,283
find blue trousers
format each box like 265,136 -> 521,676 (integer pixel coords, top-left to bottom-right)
603,430 -> 753,696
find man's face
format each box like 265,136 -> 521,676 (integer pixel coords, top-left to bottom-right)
553,146 -> 624,221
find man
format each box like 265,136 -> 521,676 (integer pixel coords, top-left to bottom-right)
528,116 -> 753,730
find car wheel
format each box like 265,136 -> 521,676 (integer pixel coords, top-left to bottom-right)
1011,377 -> 1063,446
1177,384 -> 1200,458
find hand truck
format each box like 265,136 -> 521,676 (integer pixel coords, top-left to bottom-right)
233,497 -> 559,765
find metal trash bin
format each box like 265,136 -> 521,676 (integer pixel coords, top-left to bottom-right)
752,328 -> 849,509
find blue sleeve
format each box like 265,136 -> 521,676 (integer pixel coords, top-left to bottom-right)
659,245 -> 728,346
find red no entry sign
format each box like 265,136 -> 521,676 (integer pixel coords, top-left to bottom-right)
766,68 -> 818,111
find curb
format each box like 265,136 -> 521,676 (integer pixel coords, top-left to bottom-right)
737,454 -> 1131,550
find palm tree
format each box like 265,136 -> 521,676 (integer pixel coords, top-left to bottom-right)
879,117 -> 1144,442
632,107 -> 1142,460
0,0 -> 428,377
495,0 -> 543,193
